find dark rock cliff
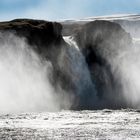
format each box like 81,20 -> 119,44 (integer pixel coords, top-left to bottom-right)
0,19 -> 63,59
74,20 -> 132,108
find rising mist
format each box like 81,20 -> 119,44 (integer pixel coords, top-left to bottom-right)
0,32 -> 67,113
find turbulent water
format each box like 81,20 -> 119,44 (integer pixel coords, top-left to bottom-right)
0,110 -> 140,139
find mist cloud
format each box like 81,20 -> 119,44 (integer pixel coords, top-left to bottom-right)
0,32 -> 67,114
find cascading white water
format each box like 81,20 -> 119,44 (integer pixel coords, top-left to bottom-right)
118,38 -> 140,108
0,32 -> 63,113
63,36 -> 97,104
63,35 -> 140,109
106,36 -> 140,108
0,31 -> 97,114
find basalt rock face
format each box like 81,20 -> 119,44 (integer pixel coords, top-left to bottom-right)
74,20 -> 132,108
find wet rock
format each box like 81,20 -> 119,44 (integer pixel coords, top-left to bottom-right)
74,20 -> 132,108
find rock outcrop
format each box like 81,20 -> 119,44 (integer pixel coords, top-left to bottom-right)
0,19 -> 63,59
74,20 -> 132,108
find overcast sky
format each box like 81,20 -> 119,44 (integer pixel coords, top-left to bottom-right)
0,0 -> 140,21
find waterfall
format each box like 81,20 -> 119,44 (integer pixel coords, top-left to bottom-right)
1,30 -> 140,112
63,36 -> 97,108
0,32 -> 62,113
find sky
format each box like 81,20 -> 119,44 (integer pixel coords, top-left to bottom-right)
0,0 -> 140,21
